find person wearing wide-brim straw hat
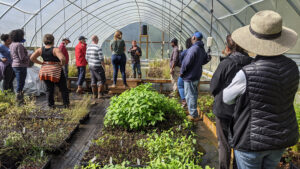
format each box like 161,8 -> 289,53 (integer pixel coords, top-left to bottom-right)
222,10 -> 299,169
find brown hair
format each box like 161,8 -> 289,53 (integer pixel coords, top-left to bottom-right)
226,34 -> 243,53
113,30 -> 122,40
43,34 -> 54,45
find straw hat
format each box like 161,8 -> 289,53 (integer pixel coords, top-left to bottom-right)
232,10 -> 298,56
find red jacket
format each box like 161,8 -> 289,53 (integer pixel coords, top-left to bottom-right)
75,42 -> 87,67
59,42 -> 69,64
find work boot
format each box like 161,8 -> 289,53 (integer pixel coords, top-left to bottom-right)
91,85 -> 98,99
138,74 -> 142,79
76,86 -> 84,94
133,73 -> 136,78
98,84 -> 104,99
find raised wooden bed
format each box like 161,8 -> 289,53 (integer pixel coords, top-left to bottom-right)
198,107 -> 217,138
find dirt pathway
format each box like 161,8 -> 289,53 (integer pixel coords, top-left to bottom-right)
50,99 -> 109,169
194,121 -> 219,168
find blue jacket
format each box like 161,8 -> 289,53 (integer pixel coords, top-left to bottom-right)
0,44 -> 12,64
180,41 -> 208,81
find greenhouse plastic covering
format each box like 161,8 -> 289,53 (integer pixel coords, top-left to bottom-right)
0,0 -> 299,55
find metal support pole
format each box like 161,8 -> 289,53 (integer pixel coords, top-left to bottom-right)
210,0 -> 214,36
162,31 -> 164,59
180,0 -> 183,45
146,35 -> 149,59
40,0 -> 43,47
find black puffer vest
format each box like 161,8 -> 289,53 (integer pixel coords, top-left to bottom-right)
230,55 -> 299,151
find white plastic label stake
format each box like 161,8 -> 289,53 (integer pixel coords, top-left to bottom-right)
91,156 -> 97,162
40,150 -> 44,157
60,128 -> 63,133
137,158 -> 140,165
4,140 -> 6,146
207,37 -> 213,47
41,128 -> 44,133
109,156 -> 113,165
22,127 -> 26,134
179,125 -> 181,130
120,140 -> 123,147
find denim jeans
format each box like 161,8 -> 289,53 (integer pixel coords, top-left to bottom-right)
177,77 -> 185,100
63,64 -> 68,79
184,80 -> 199,118
44,70 -> 69,107
12,67 -> 27,93
77,66 -> 86,86
234,149 -> 285,169
132,62 -> 141,77
112,54 -> 127,85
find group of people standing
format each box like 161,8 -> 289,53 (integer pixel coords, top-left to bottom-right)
0,29 -> 29,105
169,32 -> 211,121
0,28 -> 143,107
210,10 -> 299,169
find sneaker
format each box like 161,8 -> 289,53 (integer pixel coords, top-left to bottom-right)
124,83 -> 129,88
187,115 -> 200,122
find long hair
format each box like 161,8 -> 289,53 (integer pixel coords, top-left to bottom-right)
113,30 -> 122,40
185,38 -> 192,49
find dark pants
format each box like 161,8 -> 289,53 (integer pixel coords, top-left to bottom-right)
63,64 -> 68,79
216,117 -> 237,169
44,71 -> 69,107
89,66 -> 106,86
3,64 -> 15,92
12,67 -> 27,93
112,54 -> 127,85
77,66 -> 86,86
132,62 -> 141,77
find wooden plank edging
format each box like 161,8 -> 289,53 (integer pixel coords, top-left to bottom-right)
197,107 -> 217,138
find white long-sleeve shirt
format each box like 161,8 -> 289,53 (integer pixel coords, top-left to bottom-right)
223,70 -> 247,105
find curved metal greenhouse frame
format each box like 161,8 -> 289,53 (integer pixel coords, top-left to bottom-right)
0,0 -> 299,54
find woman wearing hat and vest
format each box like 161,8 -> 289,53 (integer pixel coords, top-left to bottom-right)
222,10 -> 299,169
30,34 -> 70,108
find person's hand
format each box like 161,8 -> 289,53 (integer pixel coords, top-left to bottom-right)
136,51 -> 140,55
170,68 -> 174,74
1,58 -> 7,62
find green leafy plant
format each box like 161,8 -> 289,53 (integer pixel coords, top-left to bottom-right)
104,83 -> 185,130
198,95 -> 215,120
138,129 -> 203,166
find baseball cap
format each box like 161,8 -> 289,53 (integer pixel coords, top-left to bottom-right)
192,32 -> 203,40
171,38 -> 178,44
78,36 -> 87,41
62,37 -> 71,42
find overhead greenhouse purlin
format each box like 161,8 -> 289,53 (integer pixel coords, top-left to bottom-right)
0,0 -> 299,55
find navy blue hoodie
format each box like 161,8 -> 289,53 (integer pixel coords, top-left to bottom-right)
180,41 -> 208,81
